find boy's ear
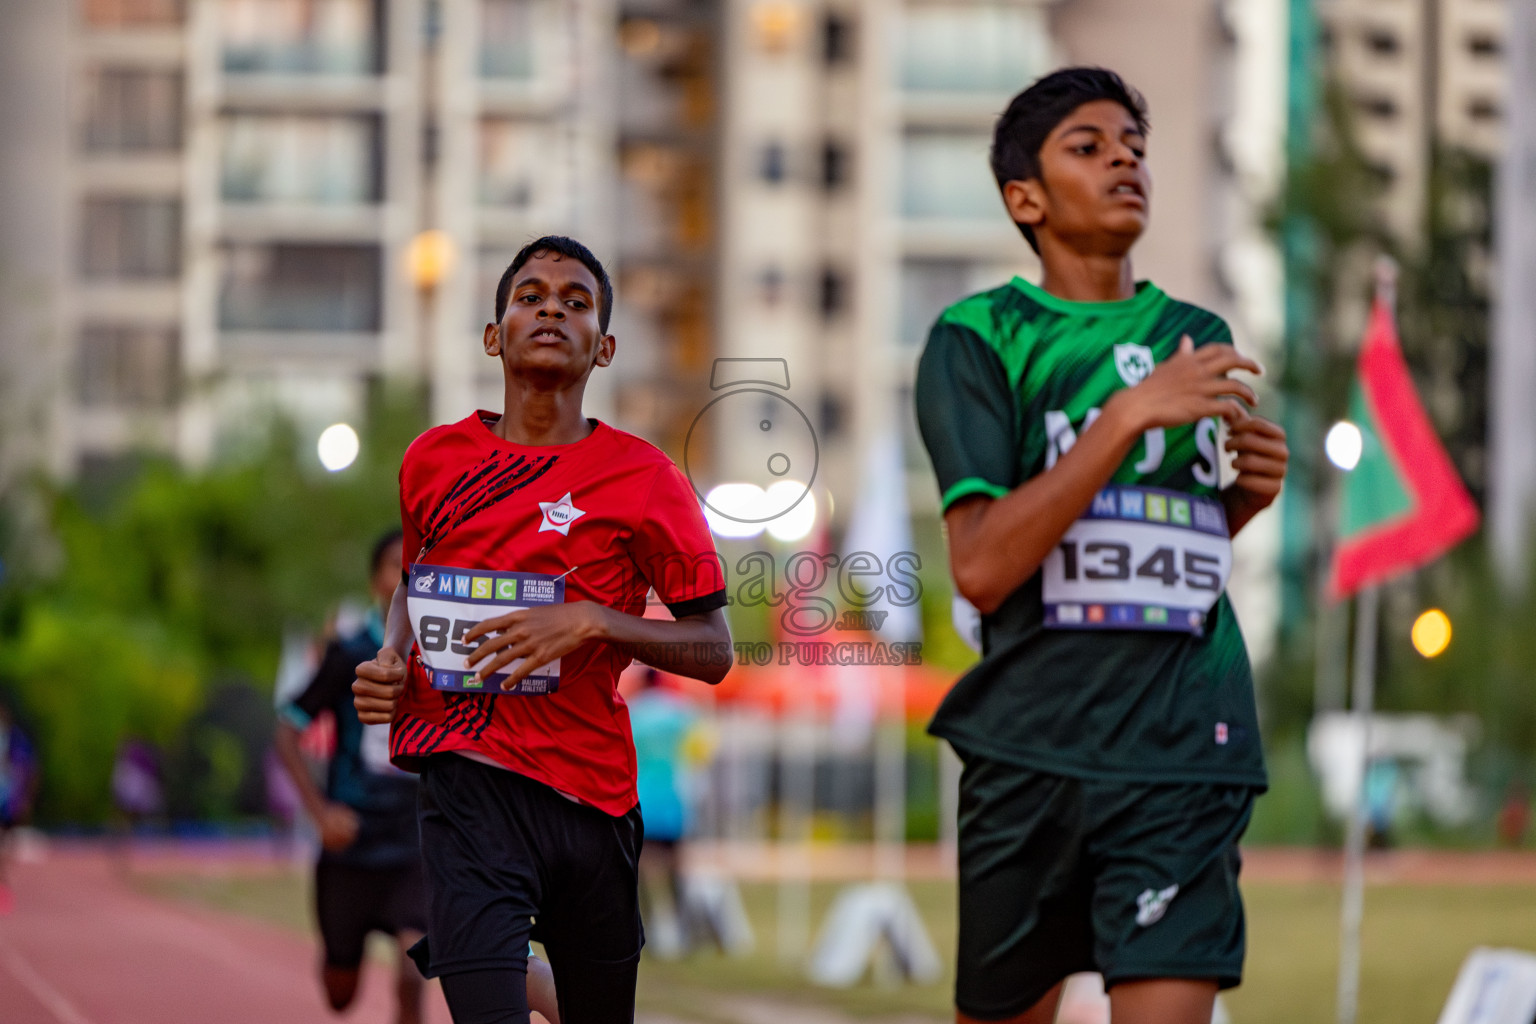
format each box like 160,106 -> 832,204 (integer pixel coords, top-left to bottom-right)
483,321 -> 502,357
1002,178 -> 1046,232
593,333 -> 616,369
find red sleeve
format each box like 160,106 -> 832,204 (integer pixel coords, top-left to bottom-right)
630,462 -> 728,618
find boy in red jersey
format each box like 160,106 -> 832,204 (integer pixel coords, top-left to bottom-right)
353,236 -> 730,1024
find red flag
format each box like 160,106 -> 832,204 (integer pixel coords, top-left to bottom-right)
1327,283 -> 1480,599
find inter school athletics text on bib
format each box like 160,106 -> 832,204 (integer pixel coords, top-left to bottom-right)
1041,484 -> 1231,635
406,563 -> 565,694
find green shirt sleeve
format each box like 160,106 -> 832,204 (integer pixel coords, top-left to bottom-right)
915,319 -> 1018,512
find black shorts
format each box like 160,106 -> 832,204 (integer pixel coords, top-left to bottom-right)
410,754 -> 644,980
314,859 -> 428,970
955,757 -> 1256,1021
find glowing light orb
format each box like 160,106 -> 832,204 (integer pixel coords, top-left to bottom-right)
317,423 -> 360,472
1325,420 -> 1363,471
764,481 -> 815,542
1411,608 -> 1452,658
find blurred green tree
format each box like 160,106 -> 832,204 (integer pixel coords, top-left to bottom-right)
0,384 -> 426,822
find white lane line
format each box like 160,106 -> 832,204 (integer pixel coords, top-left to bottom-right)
0,940 -> 96,1024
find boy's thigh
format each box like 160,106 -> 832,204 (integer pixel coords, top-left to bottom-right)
1085,780 -> 1255,991
413,755 -> 540,978
955,758 -> 1096,1020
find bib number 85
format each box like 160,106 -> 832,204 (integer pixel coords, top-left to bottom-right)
1058,542 -> 1221,592
417,615 -> 483,655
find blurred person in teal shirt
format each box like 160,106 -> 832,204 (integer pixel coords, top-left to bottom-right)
628,667 -> 708,956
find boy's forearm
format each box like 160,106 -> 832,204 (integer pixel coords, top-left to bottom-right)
591,605 -> 732,684
947,399 -> 1144,614
382,581 -> 413,658
273,720 -> 330,822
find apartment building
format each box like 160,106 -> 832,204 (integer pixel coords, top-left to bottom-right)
3,0 -> 1281,587
1317,0 -> 1509,242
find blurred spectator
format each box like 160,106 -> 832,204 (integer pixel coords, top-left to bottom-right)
629,667 -> 706,957
111,738 -> 165,825
1498,782 -> 1531,848
1364,758 -> 1399,849
0,702 -> 39,914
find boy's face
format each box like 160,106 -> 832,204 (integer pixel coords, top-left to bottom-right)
1004,99 -> 1150,253
483,251 -> 614,387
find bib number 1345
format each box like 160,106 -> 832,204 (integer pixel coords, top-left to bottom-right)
1057,541 -> 1221,591
1041,486 -> 1232,635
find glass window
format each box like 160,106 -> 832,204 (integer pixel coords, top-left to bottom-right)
481,0 -> 567,82
900,131 -> 999,220
221,114 -> 380,203
219,243 -> 380,331
77,324 -> 179,408
221,0 -> 379,75
900,5 -> 1048,93
82,0 -> 183,26
80,197 -> 181,279
899,259 -> 970,348
83,68 -> 183,153
477,118 -> 573,221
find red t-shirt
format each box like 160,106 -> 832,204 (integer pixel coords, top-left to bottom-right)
389,412 -> 727,815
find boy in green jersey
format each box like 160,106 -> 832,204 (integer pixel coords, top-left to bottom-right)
914,68 -> 1289,1024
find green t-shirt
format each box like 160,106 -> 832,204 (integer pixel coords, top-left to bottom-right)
914,276 -> 1266,789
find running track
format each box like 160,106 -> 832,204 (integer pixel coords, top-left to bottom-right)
0,844 -> 453,1024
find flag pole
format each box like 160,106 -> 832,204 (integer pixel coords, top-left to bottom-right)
1336,256 -> 1396,1024
1335,583 -> 1378,1024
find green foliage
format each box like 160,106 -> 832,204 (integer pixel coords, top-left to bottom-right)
0,385 -> 427,822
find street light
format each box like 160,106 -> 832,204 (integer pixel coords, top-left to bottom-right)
406,229 -> 455,291
1325,420 -> 1364,471
317,423 -> 360,472
1411,608 -> 1452,658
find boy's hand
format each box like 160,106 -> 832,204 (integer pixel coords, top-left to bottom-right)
463,602 -> 609,691
1107,335 -> 1262,433
317,802 -> 361,853
1222,409 -> 1289,534
353,648 -> 406,724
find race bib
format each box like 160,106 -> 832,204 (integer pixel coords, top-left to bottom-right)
406,564 -> 565,694
1042,485 -> 1231,635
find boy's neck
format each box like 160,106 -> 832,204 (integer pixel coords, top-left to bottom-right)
494,378 -> 594,446
1037,243 -> 1137,303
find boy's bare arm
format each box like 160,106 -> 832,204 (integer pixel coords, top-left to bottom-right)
464,604 -> 732,688
946,337 -> 1261,614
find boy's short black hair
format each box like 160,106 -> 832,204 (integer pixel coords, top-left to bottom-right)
991,67 -> 1150,253
493,235 -> 614,334
370,528 -> 403,573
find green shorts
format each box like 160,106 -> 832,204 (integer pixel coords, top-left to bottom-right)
955,756 -> 1256,1020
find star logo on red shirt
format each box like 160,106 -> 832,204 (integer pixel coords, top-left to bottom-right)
538,492 -> 586,535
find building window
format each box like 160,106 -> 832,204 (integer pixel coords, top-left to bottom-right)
481,0 -> 566,81
219,243 -> 380,331
821,139 -> 849,190
822,11 -> 852,66
77,324 -> 179,408
818,267 -> 847,320
757,266 -> 785,307
221,114 -> 381,203
900,5 -> 1048,93
84,69 -> 183,152
900,131 -> 999,220
83,0 -> 183,26
221,0 -> 380,75
1362,28 -> 1400,56
1359,95 -> 1398,120
758,141 -> 787,184
80,197 -> 181,280
478,118 -> 573,222
1468,34 -> 1501,58
899,258 -> 971,348
1468,97 -> 1501,122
